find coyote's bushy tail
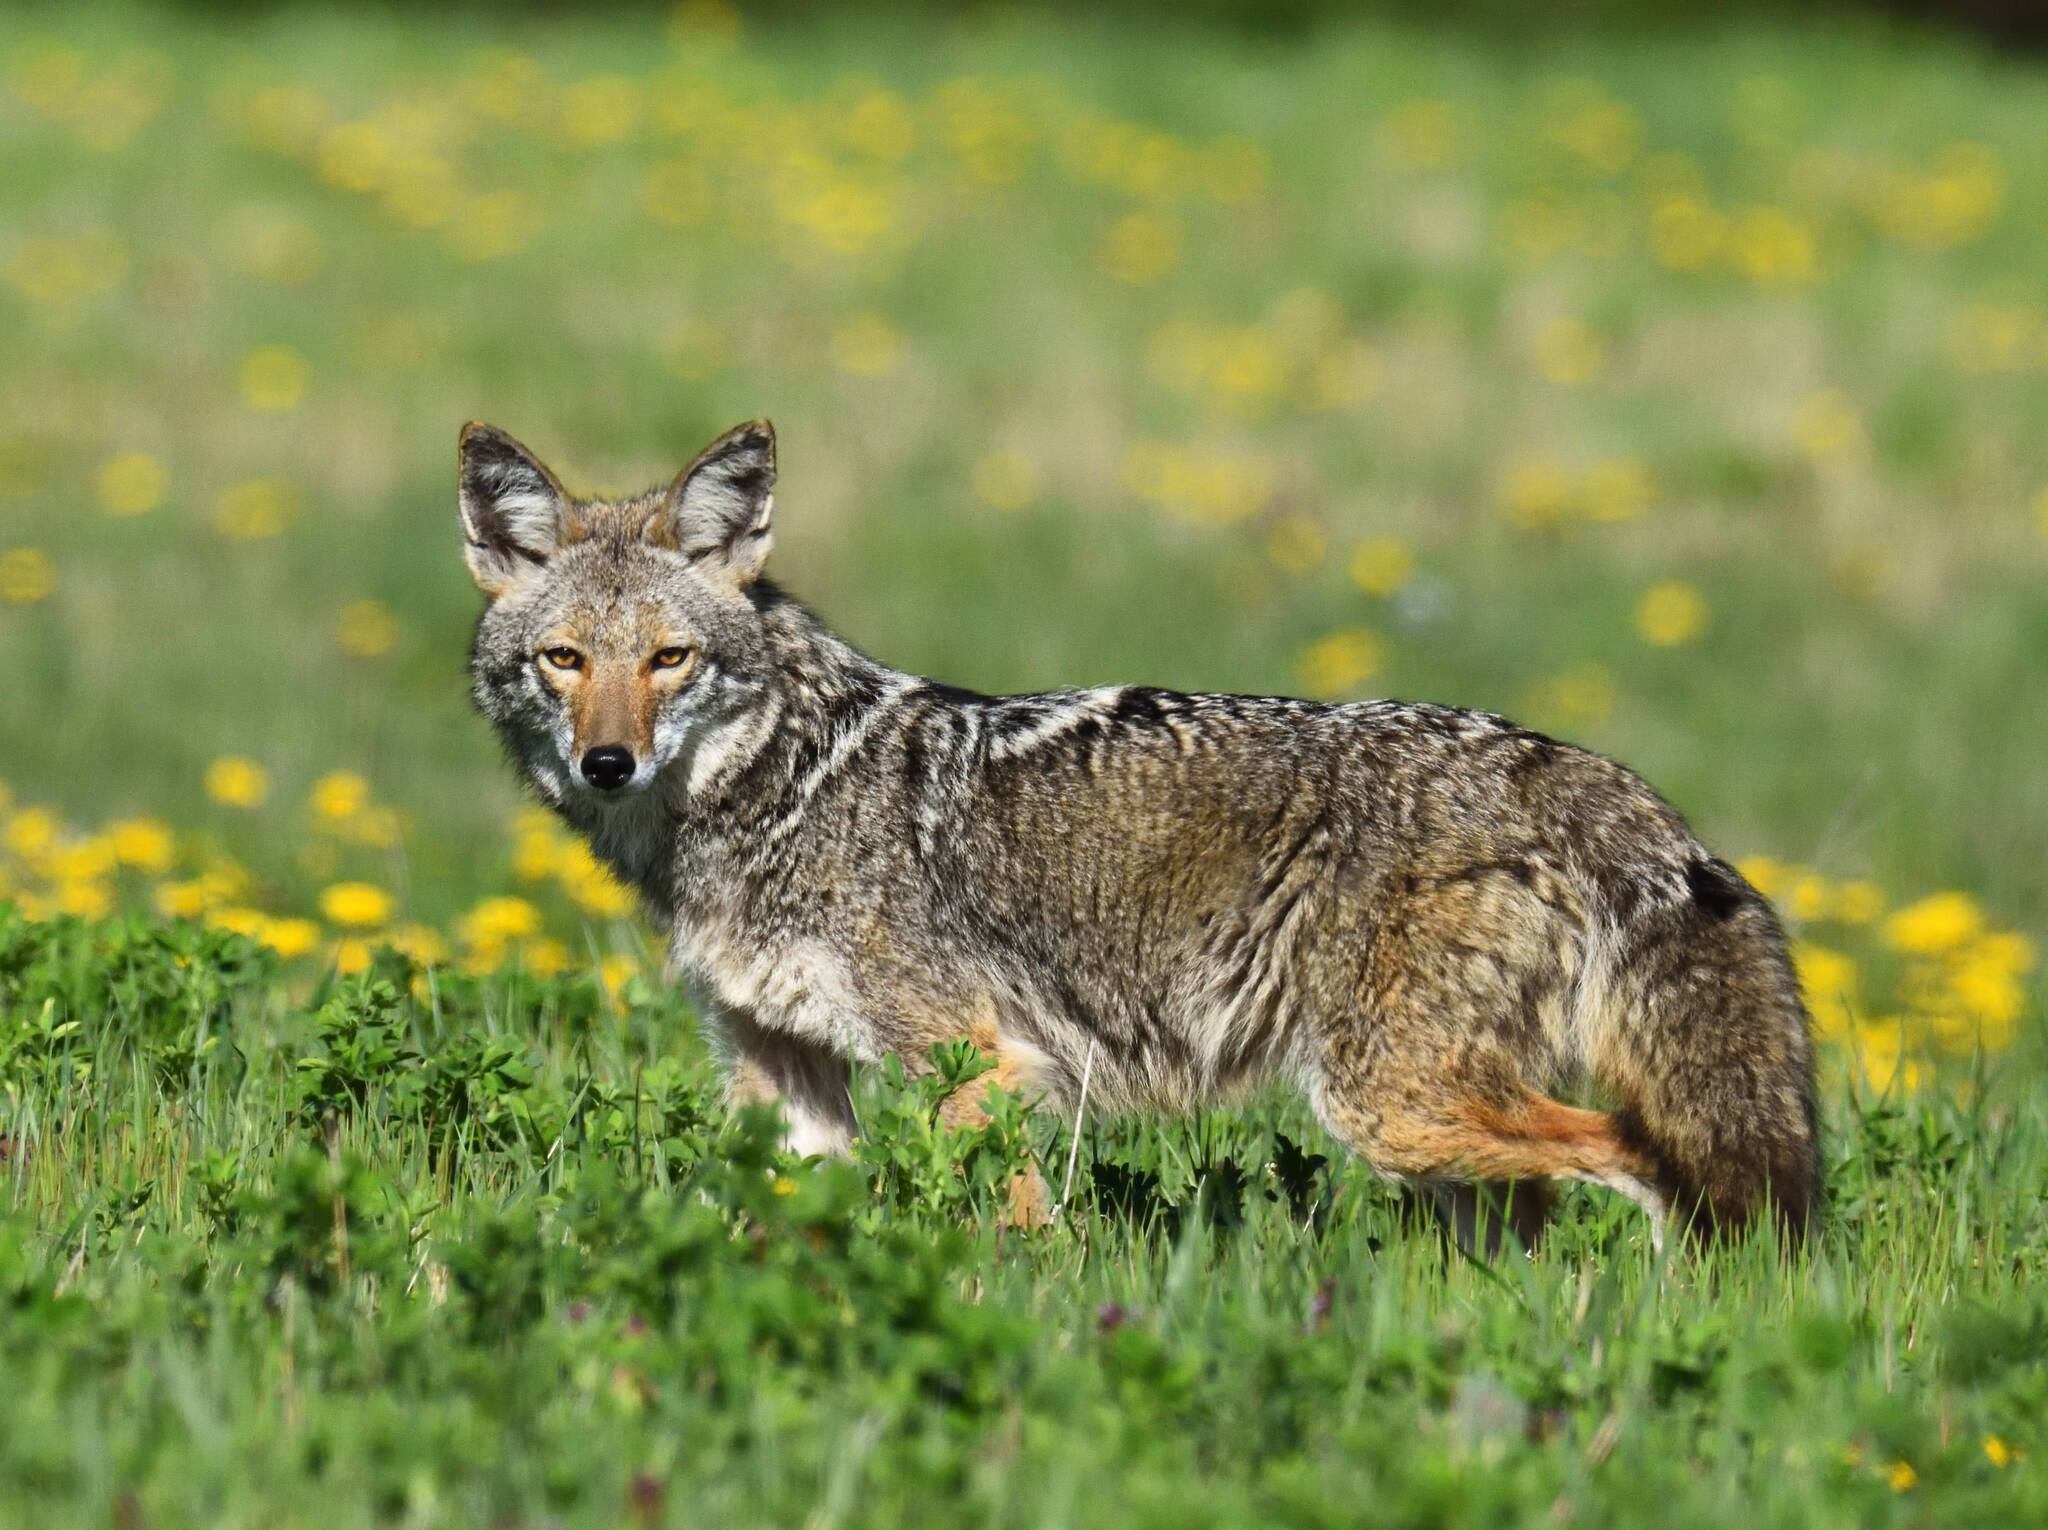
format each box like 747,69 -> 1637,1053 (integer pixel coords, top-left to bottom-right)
1590,855 -> 1821,1242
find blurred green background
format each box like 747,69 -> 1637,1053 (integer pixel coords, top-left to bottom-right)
2,0 -> 2044,1081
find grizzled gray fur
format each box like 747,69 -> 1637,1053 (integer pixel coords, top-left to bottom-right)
462,418 -> 1819,1247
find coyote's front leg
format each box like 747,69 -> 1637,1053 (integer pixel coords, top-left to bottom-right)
710,1006 -> 858,1159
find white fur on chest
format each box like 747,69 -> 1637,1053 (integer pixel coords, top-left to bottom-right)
667,915 -> 869,1059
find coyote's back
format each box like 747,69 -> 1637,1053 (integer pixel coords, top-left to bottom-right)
460,417 -> 1819,1246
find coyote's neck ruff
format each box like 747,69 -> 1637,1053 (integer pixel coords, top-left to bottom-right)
462,418 -> 1819,1247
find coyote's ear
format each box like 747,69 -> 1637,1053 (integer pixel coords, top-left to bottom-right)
459,423 -> 571,597
659,419 -> 776,588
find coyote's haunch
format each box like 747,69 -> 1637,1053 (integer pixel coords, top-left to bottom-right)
460,418 -> 1819,1249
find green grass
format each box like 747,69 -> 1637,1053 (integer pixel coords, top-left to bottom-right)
5,2 -> 2048,1524
4,909 -> 2047,1528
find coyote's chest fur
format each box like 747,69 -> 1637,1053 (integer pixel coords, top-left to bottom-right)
463,416 -> 1821,1244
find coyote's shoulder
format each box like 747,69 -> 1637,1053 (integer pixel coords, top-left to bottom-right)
461,418 -> 1819,1247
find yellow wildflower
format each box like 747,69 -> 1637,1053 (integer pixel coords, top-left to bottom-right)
204,756 -> 269,809
523,937 -> 572,978
599,953 -> 641,998
1885,1460 -> 1916,1493
309,772 -> 370,824
336,600 -> 399,657
1635,581 -> 1707,647
259,917 -> 321,959
1348,538 -> 1413,598
96,452 -> 166,515
319,882 -> 393,928
5,807 -> 61,865
1883,892 -> 1983,955
1297,629 -> 1384,699
237,346 -> 309,412
0,548 -> 56,605
334,938 -> 374,975
107,818 -> 175,873
1832,881 -> 1885,925
213,479 -> 297,540
1984,1436 -> 2014,1468
461,896 -> 541,948
387,924 -> 451,968
1499,456 -> 1574,530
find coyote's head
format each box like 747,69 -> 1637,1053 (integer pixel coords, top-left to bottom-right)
460,419 -> 780,804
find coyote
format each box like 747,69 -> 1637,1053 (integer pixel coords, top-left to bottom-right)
460,418 -> 1818,1247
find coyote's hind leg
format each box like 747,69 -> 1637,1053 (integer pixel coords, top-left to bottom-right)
1418,1179 -> 1554,1258
1324,1081 -> 1671,1254
931,1015 -> 1053,1229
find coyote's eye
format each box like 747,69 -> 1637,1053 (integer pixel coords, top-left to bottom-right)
541,647 -> 582,671
651,647 -> 693,670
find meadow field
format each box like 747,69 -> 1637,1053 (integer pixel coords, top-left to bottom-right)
3,2 -> 2048,1524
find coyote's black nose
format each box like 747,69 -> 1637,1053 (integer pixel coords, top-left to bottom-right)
580,746 -> 635,791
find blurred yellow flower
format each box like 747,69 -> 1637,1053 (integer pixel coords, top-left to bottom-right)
1737,852 -> 1788,899
1793,943 -> 1858,1041
1792,390 -> 1864,462
1635,581 -> 1707,646
96,452 -> 166,515
1533,318 -> 1605,386
309,771 -> 370,823
1348,538 -> 1413,598
1499,456 -> 1574,530
845,90 -> 915,162
0,548 -> 55,605
1102,213 -> 1180,285
387,923 -> 450,968
238,346 -> 309,412
558,840 -> 637,918
831,313 -> 902,378
208,906 -> 268,939
445,190 -> 540,262
1649,194 -> 1726,273
214,479 -> 297,540
153,880 -> 209,920
259,917 -> 321,959
1984,1436 -> 2014,1468
1582,459 -> 1656,522
559,76 -> 639,147
1833,880 -> 1885,924
1855,1022 -> 1925,1096
334,937 -> 374,975
1296,629 -> 1384,699
523,937 -> 572,977
336,599 -> 399,657
462,895 -> 541,947
5,807 -> 61,864
1784,872 -> 1831,923
512,807 -> 564,881
1730,208 -> 1816,287
107,818 -> 175,874
1885,1461 -> 1916,1493
1883,892 -> 1982,955
599,953 -> 641,998
58,879 -> 112,919
1265,513 -> 1327,575
204,756 -> 269,809
972,450 -> 1039,511
320,881 -> 392,928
